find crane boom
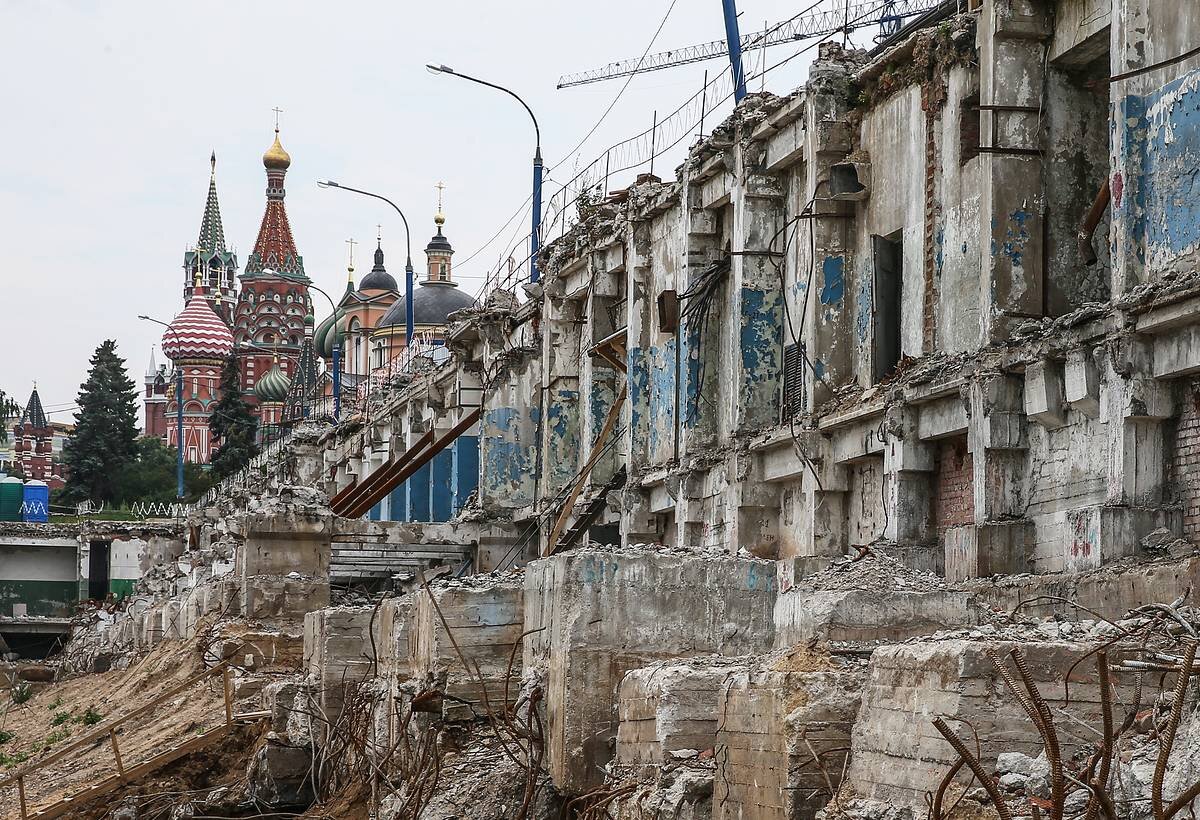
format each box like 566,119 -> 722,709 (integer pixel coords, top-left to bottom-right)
557,0 -> 942,89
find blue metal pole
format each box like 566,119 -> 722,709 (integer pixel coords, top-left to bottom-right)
332,344 -> 342,420
721,0 -> 748,103
405,259 -> 415,345
531,147 -> 543,283
175,366 -> 184,499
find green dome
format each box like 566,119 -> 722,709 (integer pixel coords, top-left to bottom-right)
304,312 -> 315,326
314,307 -> 347,359
254,362 -> 292,403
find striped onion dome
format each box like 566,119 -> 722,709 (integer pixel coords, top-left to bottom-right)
254,361 -> 291,402
162,286 -> 235,362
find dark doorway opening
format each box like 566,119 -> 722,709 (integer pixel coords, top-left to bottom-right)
88,540 -> 110,601
872,232 -> 904,383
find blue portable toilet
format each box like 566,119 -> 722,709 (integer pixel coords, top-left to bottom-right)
21,480 -> 49,523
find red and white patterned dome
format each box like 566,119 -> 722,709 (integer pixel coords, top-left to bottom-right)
162,288 -> 235,361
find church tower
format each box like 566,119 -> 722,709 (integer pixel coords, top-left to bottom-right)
12,385 -> 55,485
232,126 -> 312,406
184,153 -> 238,324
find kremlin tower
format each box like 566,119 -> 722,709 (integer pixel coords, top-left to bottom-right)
232,128 -> 312,403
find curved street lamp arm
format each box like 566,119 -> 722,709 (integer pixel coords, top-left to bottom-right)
323,184 -> 413,264
442,70 -> 541,150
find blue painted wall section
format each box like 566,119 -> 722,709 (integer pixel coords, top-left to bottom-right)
738,284 -> 783,429
388,482 -> 407,523
451,434 -> 479,514
546,389 -> 581,494
627,346 -> 650,457
482,406 -> 539,508
819,255 -> 845,307
1116,69 -> 1200,272
430,448 -> 453,522
648,340 -> 676,461
406,464 -> 431,522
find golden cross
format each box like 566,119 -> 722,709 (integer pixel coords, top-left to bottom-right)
346,237 -> 357,269
436,181 -> 445,211
377,224 -> 382,242
272,106 -> 283,131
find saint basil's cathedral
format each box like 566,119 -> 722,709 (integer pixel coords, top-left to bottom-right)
145,127 -> 474,465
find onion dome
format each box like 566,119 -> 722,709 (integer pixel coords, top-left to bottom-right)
359,239 -> 398,291
377,282 -> 476,328
304,312 -> 315,327
162,285 -> 234,361
314,307 -> 347,359
263,129 -> 291,170
254,360 -> 292,402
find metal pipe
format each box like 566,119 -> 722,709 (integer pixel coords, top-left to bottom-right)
1078,178 -> 1111,266
721,0 -> 748,102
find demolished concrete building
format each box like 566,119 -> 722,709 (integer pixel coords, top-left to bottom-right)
4,1 -> 1200,819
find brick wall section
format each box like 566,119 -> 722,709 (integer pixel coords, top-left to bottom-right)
932,436 -> 974,533
1169,385 -> 1200,541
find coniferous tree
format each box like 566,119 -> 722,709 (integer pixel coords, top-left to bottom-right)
0,390 -> 17,446
63,340 -> 139,504
209,353 -> 258,480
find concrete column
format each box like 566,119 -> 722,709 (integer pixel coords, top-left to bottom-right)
957,373 -> 1032,578
726,157 -> 786,435
803,48 -> 857,406
977,0 -> 1052,342
882,407 -> 939,572
678,200 -> 721,455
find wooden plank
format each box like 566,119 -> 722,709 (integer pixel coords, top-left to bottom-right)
109,730 -> 123,777
18,775 -> 27,819
28,723 -> 241,820
0,661 -> 229,789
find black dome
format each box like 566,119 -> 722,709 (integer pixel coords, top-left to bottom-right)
379,281 -> 476,327
425,226 -> 453,254
359,243 -> 398,291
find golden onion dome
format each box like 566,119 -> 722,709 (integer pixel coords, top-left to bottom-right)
263,129 -> 292,170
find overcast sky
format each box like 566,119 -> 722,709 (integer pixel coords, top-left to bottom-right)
0,0 -> 866,426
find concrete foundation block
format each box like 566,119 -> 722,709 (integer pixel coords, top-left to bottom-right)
525,549 -> 778,795
241,576 -> 329,623
1065,348 -> 1100,418
375,595 -> 416,683
616,658 -> 747,779
303,606 -> 376,721
1062,505 -> 1182,572
1025,360 -> 1067,428
411,578 -> 525,721
773,587 -> 983,646
847,639 -> 1137,810
715,661 -> 865,820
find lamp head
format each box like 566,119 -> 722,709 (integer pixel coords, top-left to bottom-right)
316,179 -> 339,188
426,64 -> 453,75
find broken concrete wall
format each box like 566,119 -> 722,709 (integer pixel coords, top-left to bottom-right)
847,638 -> 1133,809
409,575 -> 524,719
524,548 -> 777,795
303,605 -> 375,721
615,657 -> 747,779
714,654 -> 865,820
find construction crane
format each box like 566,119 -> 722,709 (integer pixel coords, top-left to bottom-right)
557,0 -> 943,89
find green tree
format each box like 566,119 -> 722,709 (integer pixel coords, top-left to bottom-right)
115,437 -> 213,504
62,340 -> 139,504
209,353 -> 258,480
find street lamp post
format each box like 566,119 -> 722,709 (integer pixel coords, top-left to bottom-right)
317,181 -> 415,346
138,315 -> 185,500
425,65 -> 542,283
308,283 -> 344,421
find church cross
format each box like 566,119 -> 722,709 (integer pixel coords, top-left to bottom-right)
272,107 -> 283,130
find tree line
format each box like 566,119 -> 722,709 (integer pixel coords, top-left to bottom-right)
48,340 -> 259,507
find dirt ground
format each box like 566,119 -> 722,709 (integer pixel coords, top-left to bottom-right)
0,635 -> 235,818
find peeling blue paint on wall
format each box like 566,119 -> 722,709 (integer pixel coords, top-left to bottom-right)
739,286 -> 783,428
451,435 -> 478,514
482,406 -> 537,507
682,325 -> 702,427
648,340 -> 676,460
819,256 -> 845,305
628,346 -> 650,453
546,389 -> 581,493
1001,209 -> 1031,268
1125,68 -> 1200,268
855,273 -> 872,344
